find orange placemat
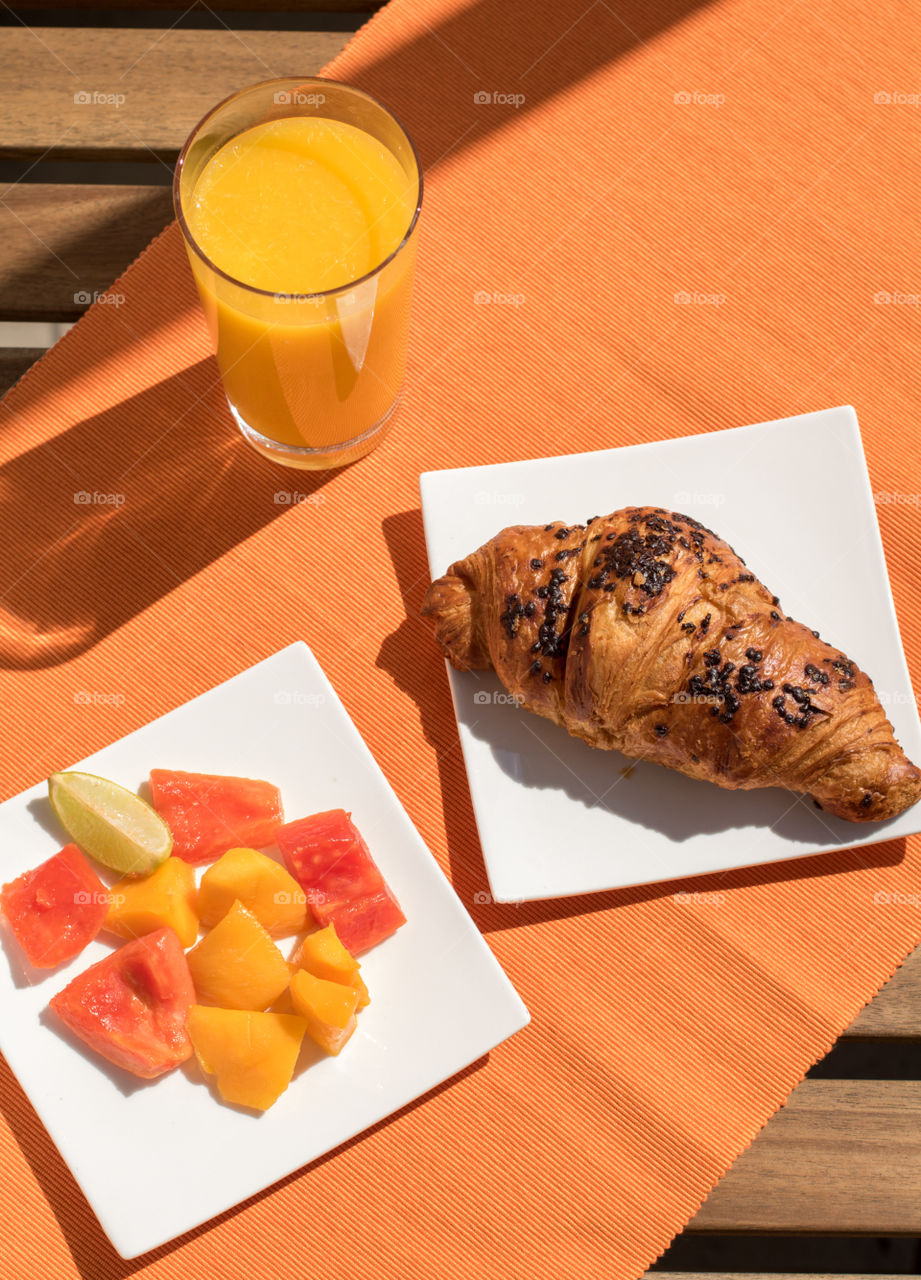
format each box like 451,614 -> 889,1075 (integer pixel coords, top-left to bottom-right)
2,1 -> 921,1277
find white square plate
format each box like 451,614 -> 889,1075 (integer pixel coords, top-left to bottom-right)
0,643 -> 528,1258
420,406 -> 921,902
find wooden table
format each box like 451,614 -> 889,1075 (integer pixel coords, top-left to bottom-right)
2,4 -> 919,1273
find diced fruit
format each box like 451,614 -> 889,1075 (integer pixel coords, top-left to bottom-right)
289,969 -> 360,1055
276,810 -> 405,953
105,857 -> 198,948
49,927 -> 194,1078
295,923 -> 368,1000
270,986 -> 295,1015
352,971 -> 371,1010
198,847 -> 306,935
188,1006 -> 306,1111
49,771 -> 172,876
187,899 -> 289,1010
1,844 -> 108,969
316,889 -> 406,957
293,924 -> 370,1007
277,810 -> 382,904
149,770 -> 283,864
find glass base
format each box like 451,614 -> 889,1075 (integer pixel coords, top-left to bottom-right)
229,395 -> 400,470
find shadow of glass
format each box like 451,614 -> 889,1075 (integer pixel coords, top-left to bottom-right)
0,359 -> 339,670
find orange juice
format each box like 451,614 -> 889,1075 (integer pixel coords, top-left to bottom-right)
179,110 -> 419,467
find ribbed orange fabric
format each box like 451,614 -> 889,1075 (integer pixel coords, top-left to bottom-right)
2,1 -> 921,1276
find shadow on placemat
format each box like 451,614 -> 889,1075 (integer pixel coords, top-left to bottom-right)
0,361 -> 340,671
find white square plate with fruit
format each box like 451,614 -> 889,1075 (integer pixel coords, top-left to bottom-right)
0,642 -> 528,1258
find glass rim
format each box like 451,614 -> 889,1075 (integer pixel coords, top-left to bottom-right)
172,75 -> 424,302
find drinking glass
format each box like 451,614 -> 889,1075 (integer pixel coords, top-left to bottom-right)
174,77 -> 423,469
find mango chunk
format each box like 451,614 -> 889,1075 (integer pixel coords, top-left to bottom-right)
189,1006 -> 306,1111
295,924 -> 369,1009
351,971 -> 371,1011
289,968 -> 359,1055
187,899 -> 289,1010
270,987 -> 295,1015
105,857 -> 198,948
198,847 -> 307,936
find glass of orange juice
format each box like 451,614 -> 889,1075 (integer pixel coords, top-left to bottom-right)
173,78 -> 422,469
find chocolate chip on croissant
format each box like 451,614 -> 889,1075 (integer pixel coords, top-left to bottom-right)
422,507 -> 921,823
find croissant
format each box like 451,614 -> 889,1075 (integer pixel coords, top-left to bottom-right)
422,506 -> 921,822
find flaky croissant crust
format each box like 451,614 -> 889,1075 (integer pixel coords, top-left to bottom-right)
422,506 -> 921,823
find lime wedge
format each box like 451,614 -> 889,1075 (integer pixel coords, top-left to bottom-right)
48,771 -> 172,876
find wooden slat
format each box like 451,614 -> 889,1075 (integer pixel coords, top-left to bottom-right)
844,947 -> 921,1039
0,184 -> 173,321
688,1080 -> 921,1233
0,28 -> 352,161
0,348 -> 45,396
